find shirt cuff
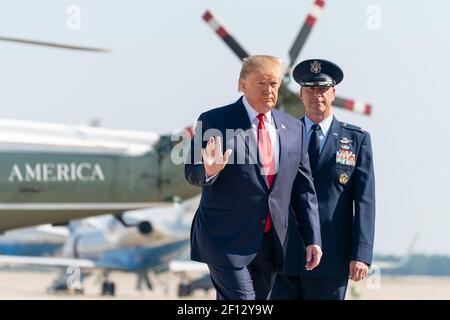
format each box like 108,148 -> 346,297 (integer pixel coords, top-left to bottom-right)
205,172 -> 219,183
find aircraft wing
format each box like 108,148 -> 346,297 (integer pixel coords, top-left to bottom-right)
371,261 -> 404,270
169,260 -> 209,273
0,254 -> 97,270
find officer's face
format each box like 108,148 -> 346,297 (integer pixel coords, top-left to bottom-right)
300,86 -> 335,119
239,68 -> 281,114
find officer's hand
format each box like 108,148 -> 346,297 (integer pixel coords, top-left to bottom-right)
305,245 -> 322,271
349,260 -> 369,282
202,136 -> 232,177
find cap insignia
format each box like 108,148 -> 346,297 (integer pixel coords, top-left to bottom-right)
310,60 -> 321,74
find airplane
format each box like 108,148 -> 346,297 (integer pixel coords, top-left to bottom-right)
371,234 -> 420,270
0,197 -> 198,296
202,0 -> 373,118
0,224 -> 68,256
0,118 -> 199,232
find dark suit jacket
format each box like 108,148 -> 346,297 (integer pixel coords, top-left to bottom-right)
283,116 -> 375,278
185,97 -> 321,269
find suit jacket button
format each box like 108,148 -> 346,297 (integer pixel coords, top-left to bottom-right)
262,219 -> 266,225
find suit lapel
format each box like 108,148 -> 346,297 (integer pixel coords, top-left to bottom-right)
231,97 -> 252,131
270,109 -> 287,191
313,116 -> 342,176
231,97 -> 268,191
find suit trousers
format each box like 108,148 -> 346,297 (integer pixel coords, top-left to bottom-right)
208,230 -> 277,300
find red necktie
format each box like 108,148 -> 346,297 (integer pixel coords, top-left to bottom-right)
257,113 -> 276,233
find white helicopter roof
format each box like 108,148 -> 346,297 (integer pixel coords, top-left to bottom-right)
0,118 -> 160,156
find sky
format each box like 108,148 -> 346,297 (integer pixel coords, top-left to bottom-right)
0,0 -> 449,255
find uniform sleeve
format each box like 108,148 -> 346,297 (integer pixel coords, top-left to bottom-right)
352,132 -> 376,265
291,123 -> 322,247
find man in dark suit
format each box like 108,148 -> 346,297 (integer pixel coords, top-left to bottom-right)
270,59 -> 376,300
185,55 -> 322,300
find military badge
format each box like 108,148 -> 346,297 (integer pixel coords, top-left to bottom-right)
339,173 -> 349,185
310,60 -> 321,74
340,145 -> 350,150
336,150 -> 356,166
339,137 -> 352,144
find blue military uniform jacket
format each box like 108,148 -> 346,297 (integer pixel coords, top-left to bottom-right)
283,116 -> 375,278
185,97 -> 321,270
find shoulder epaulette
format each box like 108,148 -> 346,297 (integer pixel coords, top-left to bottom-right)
340,122 -> 364,132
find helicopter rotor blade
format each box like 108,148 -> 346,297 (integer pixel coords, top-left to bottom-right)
0,36 -> 110,52
334,95 -> 372,116
201,6 -> 373,117
202,10 -> 249,61
288,0 -> 325,69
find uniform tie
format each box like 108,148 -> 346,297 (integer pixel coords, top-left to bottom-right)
308,123 -> 321,172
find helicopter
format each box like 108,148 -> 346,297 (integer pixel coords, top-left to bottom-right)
202,0 -> 372,118
0,33 -> 199,232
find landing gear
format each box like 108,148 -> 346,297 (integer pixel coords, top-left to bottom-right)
178,282 -> 192,297
100,272 -> 116,296
101,281 -> 116,296
47,270 -> 85,295
177,275 -> 213,297
136,270 -> 153,291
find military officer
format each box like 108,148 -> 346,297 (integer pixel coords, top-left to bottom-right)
270,59 -> 376,300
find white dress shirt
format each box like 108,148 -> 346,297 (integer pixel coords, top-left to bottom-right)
242,96 -> 280,170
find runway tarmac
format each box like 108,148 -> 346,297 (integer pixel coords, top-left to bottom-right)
0,268 -> 215,300
0,268 -> 449,299
348,275 -> 450,300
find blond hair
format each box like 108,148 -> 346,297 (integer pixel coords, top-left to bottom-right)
238,55 -> 285,92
